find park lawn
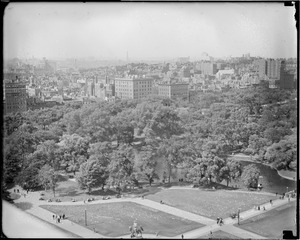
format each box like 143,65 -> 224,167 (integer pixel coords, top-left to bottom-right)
234,201 -> 297,239
278,169 -> 296,180
146,189 -> 274,219
199,230 -> 240,239
40,178 -> 119,202
40,202 -> 202,237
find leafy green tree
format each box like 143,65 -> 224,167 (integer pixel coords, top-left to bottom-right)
108,144 -> 135,189
247,134 -> 271,157
110,109 -> 135,145
76,159 -> 108,194
38,164 -> 59,197
264,132 -> 297,170
135,144 -> 159,186
219,160 -> 242,186
158,136 -> 186,183
15,160 -> 41,190
240,164 -> 260,189
88,141 -> 112,167
59,134 -> 90,175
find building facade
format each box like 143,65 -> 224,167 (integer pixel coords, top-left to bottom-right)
114,76 -> 153,100
158,83 -> 189,100
4,82 -> 27,114
267,59 -> 281,79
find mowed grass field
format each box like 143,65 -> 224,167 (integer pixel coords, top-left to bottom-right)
40,202 -> 202,237
146,189 -> 274,219
199,230 -> 240,239
235,201 -> 297,239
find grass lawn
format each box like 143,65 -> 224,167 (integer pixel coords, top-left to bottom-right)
40,202 -> 202,237
199,230 -> 240,239
278,169 -> 296,180
146,189 -> 274,219
234,201 -> 297,239
40,174 -> 163,203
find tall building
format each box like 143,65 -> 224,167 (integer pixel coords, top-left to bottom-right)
257,59 -> 267,78
267,59 -> 281,79
158,83 -> 189,100
278,61 -> 295,89
4,79 -> 27,115
195,62 -> 217,76
114,76 -> 153,100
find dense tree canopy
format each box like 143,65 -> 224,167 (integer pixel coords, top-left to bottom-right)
3,86 -> 296,192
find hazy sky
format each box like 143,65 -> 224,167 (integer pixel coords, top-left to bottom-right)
4,2 -> 297,60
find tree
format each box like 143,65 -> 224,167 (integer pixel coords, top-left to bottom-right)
38,164 -> 59,197
264,132 -> 297,170
110,109 -> 135,146
15,160 -> 41,190
219,160 -> 242,186
135,144 -> 159,186
108,144 -> 135,190
76,159 -> 108,194
247,134 -> 271,158
59,134 -> 90,175
158,136 -> 184,183
240,164 -> 260,189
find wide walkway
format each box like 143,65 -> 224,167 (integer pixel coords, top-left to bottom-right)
8,186 -> 296,239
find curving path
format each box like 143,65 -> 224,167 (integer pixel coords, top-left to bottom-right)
8,186 -> 295,239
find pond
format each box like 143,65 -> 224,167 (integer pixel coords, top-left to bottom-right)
238,160 -> 296,194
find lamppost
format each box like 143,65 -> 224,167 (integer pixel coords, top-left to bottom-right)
238,208 -> 241,225
85,207 -> 87,226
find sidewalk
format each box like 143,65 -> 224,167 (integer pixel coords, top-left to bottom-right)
8,186 -> 296,239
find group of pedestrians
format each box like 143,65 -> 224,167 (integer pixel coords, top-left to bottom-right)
53,214 -> 65,223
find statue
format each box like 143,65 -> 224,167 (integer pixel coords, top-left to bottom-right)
129,219 -> 144,238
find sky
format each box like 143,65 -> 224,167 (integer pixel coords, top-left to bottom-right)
3,2 -> 297,61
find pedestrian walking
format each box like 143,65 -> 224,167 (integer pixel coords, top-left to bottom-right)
62,214 -> 65,219
217,217 -> 220,224
275,192 -> 278,196
181,234 -> 184,239
258,206 -> 260,210
270,199 -> 273,205
17,189 -> 19,193
263,206 -> 266,210
288,197 -> 290,202
27,189 -> 29,194
53,215 -> 55,220
14,189 -> 16,193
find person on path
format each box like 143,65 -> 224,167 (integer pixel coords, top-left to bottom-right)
217,217 -> 220,224
53,215 -> 55,220
288,196 -> 290,202
181,234 -> 184,239
62,214 -> 65,219
270,199 -> 273,205
27,189 -> 29,194
14,189 -> 16,193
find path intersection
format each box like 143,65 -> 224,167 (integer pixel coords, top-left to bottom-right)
9,186 -> 295,239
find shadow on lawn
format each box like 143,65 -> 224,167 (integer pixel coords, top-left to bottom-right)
14,202 -> 33,211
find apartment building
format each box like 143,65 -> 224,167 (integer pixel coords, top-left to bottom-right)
114,76 -> 154,100
158,83 -> 189,100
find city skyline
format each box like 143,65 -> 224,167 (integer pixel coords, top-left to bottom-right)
4,2 -> 297,61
